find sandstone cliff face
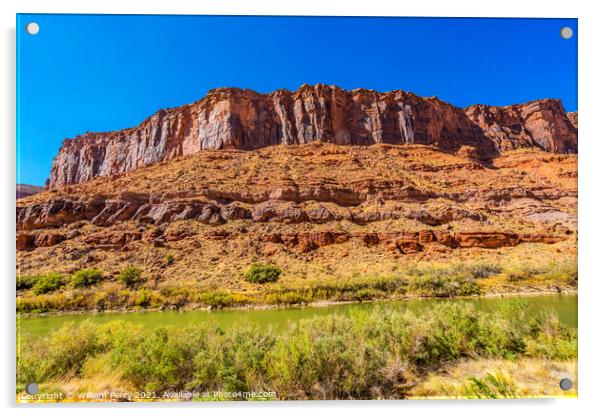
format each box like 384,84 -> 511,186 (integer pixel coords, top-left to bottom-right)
567,111 -> 578,129
465,100 -> 577,153
47,84 -> 577,188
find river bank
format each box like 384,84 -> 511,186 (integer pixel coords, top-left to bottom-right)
17,298 -> 578,401
17,285 -> 577,318
18,292 -> 577,342
17,257 -> 577,316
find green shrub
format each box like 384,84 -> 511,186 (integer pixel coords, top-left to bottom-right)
17,321 -> 102,384
16,274 -> 39,291
199,291 -> 235,308
165,254 -> 175,266
192,326 -> 276,394
335,222 -> 346,232
408,262 -> 502,282
267,312 -> 401,399
503,264 -> 548,282
32,273 -> 65,295
118,266 -> 143,288
461,263 -> 503,279
244,263 -> 282,284
109,325 -> 206,392
134,289 -> 153,307
525,311 -> 578,359
71,269 -> 104,288
539,261 -> 578,285
408,273 -> 481,297
264,290 -> 311,305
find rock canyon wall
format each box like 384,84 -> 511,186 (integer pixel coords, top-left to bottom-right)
47,84 -> 577,189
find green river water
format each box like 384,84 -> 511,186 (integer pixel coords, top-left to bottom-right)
18,293 -> 577,341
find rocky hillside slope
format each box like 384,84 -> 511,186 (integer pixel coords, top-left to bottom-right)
16,184 -> 43,200
18,143 -> 577,289
47,84 -> 577,188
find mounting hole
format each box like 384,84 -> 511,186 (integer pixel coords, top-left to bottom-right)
560,27 -> 573,40
26,22 -> 40,36
559,377 -> 573,391
25,382 -> 39,394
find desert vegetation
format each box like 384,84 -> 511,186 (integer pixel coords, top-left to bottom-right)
70,269 -> 104,288
411,358 -> 576,398
17,301 -> 576,401
117,266 -> 142,288
16,258 -> 576,314
243,263 -> 282,284
31,273 -> 65,295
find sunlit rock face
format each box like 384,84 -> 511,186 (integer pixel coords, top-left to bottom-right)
47,84 -> 577,189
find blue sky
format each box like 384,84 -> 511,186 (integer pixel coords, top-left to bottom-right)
17,15 -> 577,185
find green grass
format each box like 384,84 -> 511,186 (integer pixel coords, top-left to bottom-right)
17,302 -> 577,400
464,371 -> 518,399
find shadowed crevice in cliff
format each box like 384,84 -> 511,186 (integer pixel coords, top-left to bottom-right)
46,84 -> 577,189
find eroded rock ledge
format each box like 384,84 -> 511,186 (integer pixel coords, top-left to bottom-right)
258,230 -> 565,254
17,223 -> 566,253
17,189 -> 570,252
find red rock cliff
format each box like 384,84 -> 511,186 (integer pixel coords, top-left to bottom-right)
465,99 -> 577,153
47,84 -> 577,188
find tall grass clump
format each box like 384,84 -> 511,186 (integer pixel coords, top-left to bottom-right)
463,371 -> 518,399
199,291 -> 236,308
503,264 -> 547,282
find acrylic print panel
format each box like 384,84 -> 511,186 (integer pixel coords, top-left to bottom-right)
16,14 -> 577,402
